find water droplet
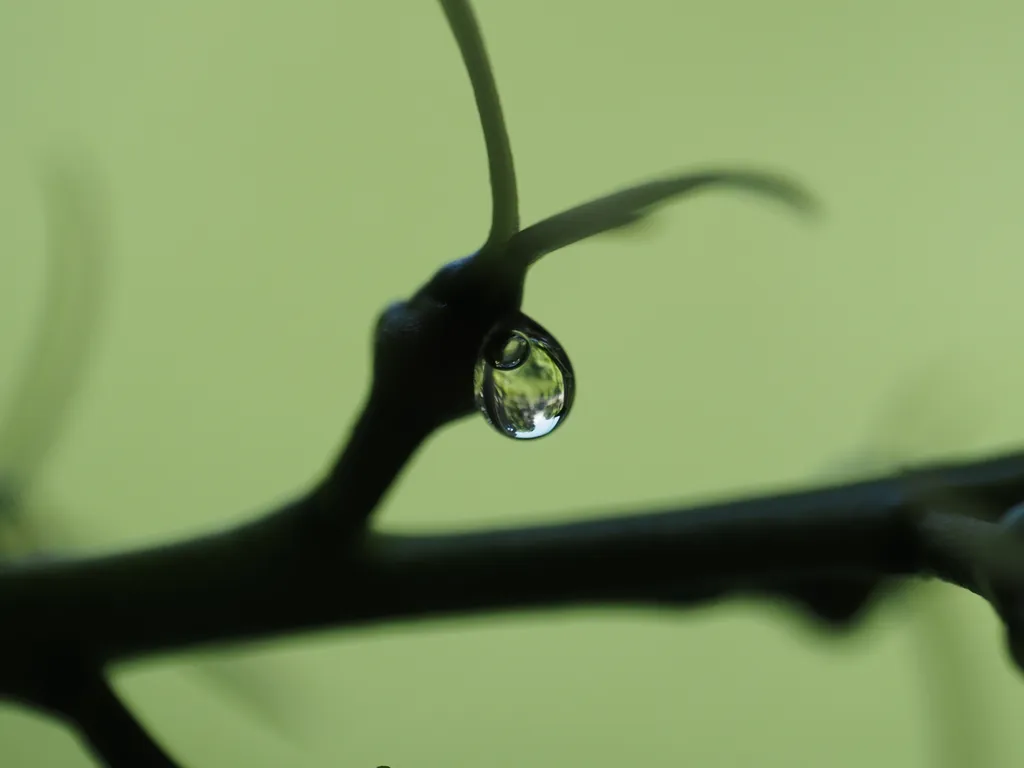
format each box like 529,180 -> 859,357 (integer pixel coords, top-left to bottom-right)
474,314 -> 575,440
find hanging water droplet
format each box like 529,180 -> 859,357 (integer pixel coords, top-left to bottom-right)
474,314 -> 575,440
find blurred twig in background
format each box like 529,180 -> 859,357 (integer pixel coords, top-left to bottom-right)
0,158 -> 306,746
0,159 -> 106,558
825,360 -> 1000,768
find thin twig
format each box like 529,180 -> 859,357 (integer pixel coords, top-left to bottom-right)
439,0 -> 519,250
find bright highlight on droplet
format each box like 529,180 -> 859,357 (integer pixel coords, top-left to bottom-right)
473,314 -> 575,440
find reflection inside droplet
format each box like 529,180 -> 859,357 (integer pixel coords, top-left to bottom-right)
474,314 -> 575,440
490,332 -> 531,370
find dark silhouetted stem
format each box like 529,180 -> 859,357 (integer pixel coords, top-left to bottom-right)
67,672 -> 179,768
312,392 -> 434,538
6,661 -> 179,768
5,450 -> 1024,667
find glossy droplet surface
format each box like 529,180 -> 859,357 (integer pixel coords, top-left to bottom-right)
474,314 -> 575,440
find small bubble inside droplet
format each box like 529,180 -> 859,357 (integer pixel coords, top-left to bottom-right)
474,316 -> 575,440
492,332 -> 531,370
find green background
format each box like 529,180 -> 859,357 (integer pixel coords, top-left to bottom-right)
2,1 -> 1023,765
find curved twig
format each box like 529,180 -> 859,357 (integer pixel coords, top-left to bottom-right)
439,0 -> 520,252
508,169 -> 817,267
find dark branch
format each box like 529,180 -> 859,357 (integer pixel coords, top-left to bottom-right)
2,447 -> 1024,669
4,661 -> 179,767
60,670 -> 179,767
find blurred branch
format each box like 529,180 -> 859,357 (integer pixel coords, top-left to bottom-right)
2,450 -> 1024,663
9,405 -> 1024,767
